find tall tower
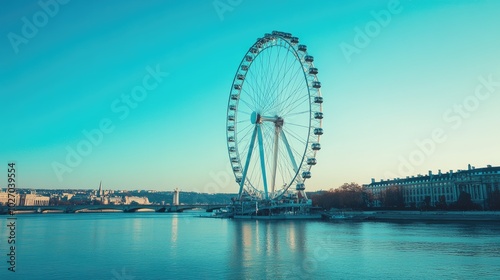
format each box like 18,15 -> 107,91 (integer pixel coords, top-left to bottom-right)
173,188 -> 179,206
98,181 -> 103,197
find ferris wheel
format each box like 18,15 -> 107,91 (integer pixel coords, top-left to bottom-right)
226,31 -> 323,202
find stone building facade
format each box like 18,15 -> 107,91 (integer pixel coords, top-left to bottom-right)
363,164 -> 500,208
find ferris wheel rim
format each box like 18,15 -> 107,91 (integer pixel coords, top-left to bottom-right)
226,31 -> 323,201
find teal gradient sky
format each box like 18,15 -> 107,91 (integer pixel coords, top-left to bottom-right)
1,0 -> 499,192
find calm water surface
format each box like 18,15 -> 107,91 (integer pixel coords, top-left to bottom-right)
1,212 -> 500,279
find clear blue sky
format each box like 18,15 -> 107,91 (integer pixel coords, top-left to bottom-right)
1,0 -> 499,192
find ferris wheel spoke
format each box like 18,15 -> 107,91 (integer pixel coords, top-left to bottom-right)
275,70 -> 307,112
238,110 -> 252,116
282,94 -> 310,117
260,49 -> 272,108
263,65 -> 294,112
241,87 -> 259,109
273,56 -> 302,109
284,110 -> 309,117
237,126 -> 254,148
285,122 -> 310,129
267,55 -> 302,110
282,126 -> 307,147
238,98 -> 255,112
261,47 -> 282,110
279,82 -> 307,115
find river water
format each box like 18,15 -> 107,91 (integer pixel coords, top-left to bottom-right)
1,211 -> 500,279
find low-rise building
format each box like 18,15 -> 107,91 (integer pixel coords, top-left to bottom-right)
107,196 -> 123,205
0,190 -> 20,206
19,193 -> 50,206
124,196 -> 150,205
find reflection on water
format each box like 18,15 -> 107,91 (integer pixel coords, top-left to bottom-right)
1,214 -> 500,279
231,220 -> 309,279
171,214 -> 178,243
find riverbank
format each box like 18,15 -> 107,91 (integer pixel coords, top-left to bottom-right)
333,211 -> 500,222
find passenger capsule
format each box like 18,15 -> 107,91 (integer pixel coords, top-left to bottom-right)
314,96 -> 323,103
229,104 -> 236,110
231,94 -> 239,100
309,68 -> 318,75
237,74 -> 245,80
234,84 -> 242,90
311,143 -> 321,150
241,65 -> 249,71
314,112 -> 323,119
305,55 -> 314,63
314,128 -> 323,135
228,126 -> 235,132
228,136 -> 235,142
307,158 -> 317,165
233,166 -> 241,172
296,183 -> 305,190
312,81 -> 321,89
231,157 -> 239,163
290,37 -> 299,44
298,45 -> 307,52
245,55 -> 253,62
228,115 -> 235,121
302,171 -> 311,179
229,147 -> 236,152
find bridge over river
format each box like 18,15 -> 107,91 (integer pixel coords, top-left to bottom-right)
0,204 -> 227,214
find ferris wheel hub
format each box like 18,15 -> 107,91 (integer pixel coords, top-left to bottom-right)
251,111 -> 283,126
250,111 -> 261,124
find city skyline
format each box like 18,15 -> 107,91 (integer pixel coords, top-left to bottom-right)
1,0 -> 500,192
